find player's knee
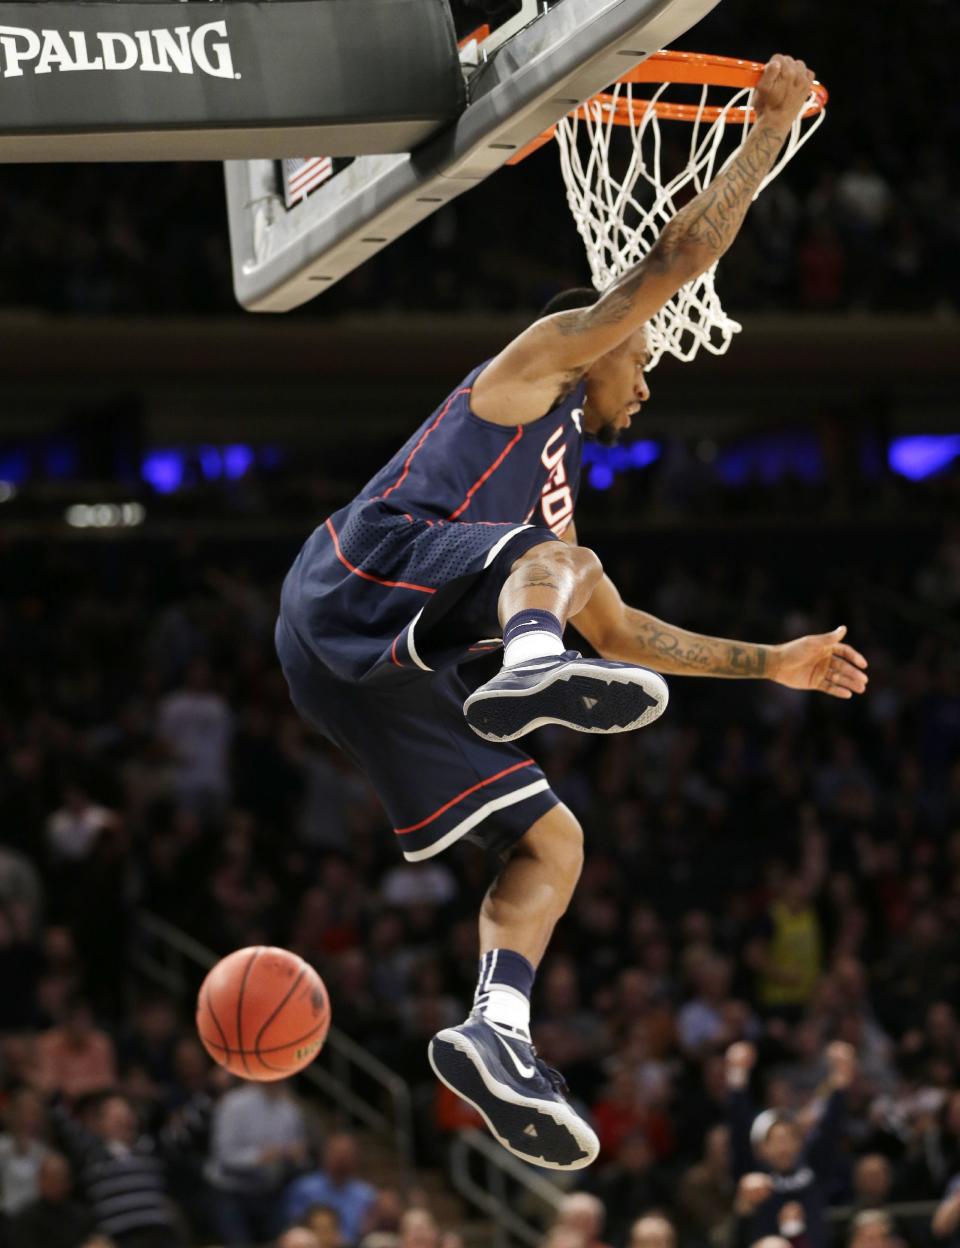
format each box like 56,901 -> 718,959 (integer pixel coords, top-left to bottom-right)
514,540 -> 602,591
569,543 -> 603,592
520,805 -> 584,890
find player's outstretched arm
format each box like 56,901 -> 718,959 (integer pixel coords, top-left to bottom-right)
473,54 -> 816,425
565,530 -> 868,697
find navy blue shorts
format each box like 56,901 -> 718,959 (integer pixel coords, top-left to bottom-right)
276,503 -> 562,861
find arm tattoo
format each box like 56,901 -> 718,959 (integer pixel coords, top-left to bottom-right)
555,123 -> 789,336
633,620 -> 768,678
671,123 -> 788,256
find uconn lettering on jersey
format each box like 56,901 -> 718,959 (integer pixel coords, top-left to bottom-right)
537,408 -> 582,536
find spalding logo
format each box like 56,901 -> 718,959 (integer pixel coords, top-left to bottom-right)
0,21 -> 237,80
295,1040 -> 322,1061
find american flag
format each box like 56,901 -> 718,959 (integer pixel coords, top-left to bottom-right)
282,157 -> 334,208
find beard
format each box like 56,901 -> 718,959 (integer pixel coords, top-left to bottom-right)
593,421 -> 622,447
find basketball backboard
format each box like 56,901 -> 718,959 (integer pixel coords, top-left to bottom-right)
225,0 -> 724,313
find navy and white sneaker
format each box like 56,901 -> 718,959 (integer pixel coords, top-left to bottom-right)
464,649 -> 668,743
428,1012 -> 599,1170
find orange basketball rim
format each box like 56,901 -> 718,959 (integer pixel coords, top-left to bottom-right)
508,50 -> 829,164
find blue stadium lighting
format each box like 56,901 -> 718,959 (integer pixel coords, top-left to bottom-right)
142,450 -> 184,494
588,464 -> 615,490
141,443 -> 263,492
198,446 -> 223,481
888,434 -> 960,480
44,441 -> 78,479
224,444 -> 255,480
582,440 -> 661,490
0,448 -> 29,484
717,432 -> 824,487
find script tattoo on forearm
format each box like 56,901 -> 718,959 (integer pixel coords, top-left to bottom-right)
555,123 -> 788,335
634,621 -> 767,677
678,123 -> 788,254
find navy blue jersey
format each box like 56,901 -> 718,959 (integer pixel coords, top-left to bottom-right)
278,363 -> 587,685
275,362 -> 582,859
354,361 -> 586,532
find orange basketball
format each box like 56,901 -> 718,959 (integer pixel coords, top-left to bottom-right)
196,946 -> 331,1081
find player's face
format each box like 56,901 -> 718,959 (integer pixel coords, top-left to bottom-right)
583,327 -> 651,446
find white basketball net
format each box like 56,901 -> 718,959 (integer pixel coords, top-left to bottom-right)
556,73 -> 825,368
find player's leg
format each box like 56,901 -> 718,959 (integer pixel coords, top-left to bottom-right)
429,804 -> 601,1171
497,540 -> 603,643
477,801 -> 583,967
464,540 -> 669,742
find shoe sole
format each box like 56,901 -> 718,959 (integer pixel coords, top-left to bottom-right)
428,1029 -> 599,1171
463,661 -> 669,743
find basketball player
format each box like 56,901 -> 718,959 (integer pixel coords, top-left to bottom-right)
276,55 -> 867,1170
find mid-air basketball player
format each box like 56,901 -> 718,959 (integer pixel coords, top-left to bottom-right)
276,54 -> 868,1170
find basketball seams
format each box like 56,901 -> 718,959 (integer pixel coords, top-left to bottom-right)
203,988 -> 232,1061
198,1017 -> 328,1056
197,945 -> 330,1080
253,963 -> 307,1053
235,946 -> 262,1077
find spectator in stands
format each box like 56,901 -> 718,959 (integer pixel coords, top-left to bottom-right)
589,1131 -> 672,1248
627,1214 -> 677,1248
0,903 -> 42,1032
35,996 -> 117,1101
852,1155 -> 894,1212
156,658 -> 233,817
0,847 -> 42,931
206,1079 -> 308,1247
678,955 -> 735,1059
277,1231 -> 321,1248
933,1176 -> 960,1245
284,1133 -> 376,1246
541,1233 -> 587,1248
45,786 -> 119,867
358,1188 -> 404,1248
119,997 -> 181,1101
746,854 -> 824,1020
5,1150 -> 100,1248
726,1040 -> 858,1248
677,1124 -> 735,1247
36,926 -> 84,1023
553,1193 -> 611,1248
924,1092 -> 960,1194
302,1203 -> 345,1248
591,1067 -> 674,1162
0,1085 -> 51,1216
51,1090 -> 209,1248
847,1210 -> 901,1248
397,1208 -> 457,1248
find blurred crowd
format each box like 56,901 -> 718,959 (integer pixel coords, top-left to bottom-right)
0,0 -> 958,315
1,484 -> 960,1248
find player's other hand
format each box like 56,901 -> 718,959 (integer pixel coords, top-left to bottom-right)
771,625 -> 868,699
754,54 -> 816,127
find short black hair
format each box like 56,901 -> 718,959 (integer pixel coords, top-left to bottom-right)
537,286 -> 600,319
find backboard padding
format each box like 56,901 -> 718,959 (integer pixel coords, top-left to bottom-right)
226,0 -> 724,312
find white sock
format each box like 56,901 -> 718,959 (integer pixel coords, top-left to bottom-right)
479,986 -> 531,1037
503,630 -> 565,667
501,609 -> 565,669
